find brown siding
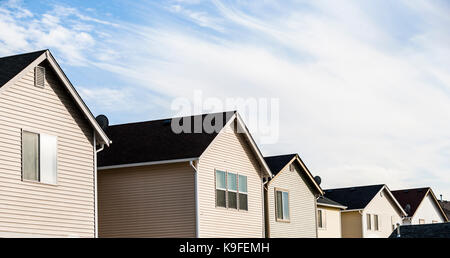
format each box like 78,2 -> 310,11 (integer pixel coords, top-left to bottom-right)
98,163 -> 196,237
341,211 -> 362,238
197,122 -> 264,238
266,162 -> 317,238
0,62 -> 95,237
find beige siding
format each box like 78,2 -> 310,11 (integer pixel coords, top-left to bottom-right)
0,62 -> 95,237
363,188 -> 403,238
266,162 -> 317,238
98,163 -> 196,237
197,122 -> 264,238
341,211 -> 362,238
317,206 -> 342,238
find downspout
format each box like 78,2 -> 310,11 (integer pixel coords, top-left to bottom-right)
263,179 -> 270,238
93,133 -> 105,238
261,176 -> 265,238
190,160 -> 200,238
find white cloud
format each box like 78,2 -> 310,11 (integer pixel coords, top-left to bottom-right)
1,0 -> 449,197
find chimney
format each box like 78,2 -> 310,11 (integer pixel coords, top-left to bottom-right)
441,194 -> 443,201
396,223 -> 401,238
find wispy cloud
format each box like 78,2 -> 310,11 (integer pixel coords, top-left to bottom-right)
1,0 -> 449,197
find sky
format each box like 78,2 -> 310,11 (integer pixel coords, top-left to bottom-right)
1,0 -> 449,198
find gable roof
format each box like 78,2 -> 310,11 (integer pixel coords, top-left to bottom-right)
317,196 -> 347,209
264,153 -> 323,195
389,223 -> 450,238
98,111 -> 272,177
391,187 -> 428,217
264,154 -> 296,176
0,50 -> 47,88
98,111 -> 234,167
325,184 -> 407,215
0,50 -> 110,145
392,187 -> 448,221
324,184 -> 385,210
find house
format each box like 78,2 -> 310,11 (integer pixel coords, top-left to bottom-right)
324,184 -> 407,238
391,187 -> 448,225
438,199 -> 450,220
0,50 -> 110,237
97,111 -> 272,238
389,222 -> 450,238
263,154 -> 323,238
316,196 -> 347,238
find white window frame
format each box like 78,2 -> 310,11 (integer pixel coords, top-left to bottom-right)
317,209 -> 326,229
215,169 -> 248,211
374,214 -> 379,231
275,188 -> 290,222
367,214 -> 372,230
21,128 -> 58,185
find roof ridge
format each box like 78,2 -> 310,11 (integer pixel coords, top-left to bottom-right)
264,153 -> 297,159
108,110 -> 236,127
0,49 -> 48,60
391,187 -> 430,192
324,184 -> 385,191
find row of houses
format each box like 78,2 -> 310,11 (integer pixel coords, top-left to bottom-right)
0,50 -> 448,238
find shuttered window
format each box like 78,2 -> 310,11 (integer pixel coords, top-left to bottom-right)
22,131 -> 57,184
275,189 -> 290,221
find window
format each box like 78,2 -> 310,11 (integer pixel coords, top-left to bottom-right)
215,170 -> 226,207
215,170 -> 247,211
419,219 -> 425,224
367,214 -> 372,230
22,131 -> 57,184
275,189 -> 289,221
374,215 -> 379,231
228,173 -> 237,209
238,175 -> 248,210
289,164 -> 294,172
318,209 -> 326,229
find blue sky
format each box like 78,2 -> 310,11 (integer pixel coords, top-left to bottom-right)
1,0 -> 449,197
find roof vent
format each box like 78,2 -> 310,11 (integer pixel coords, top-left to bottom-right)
34,66 -> 45,88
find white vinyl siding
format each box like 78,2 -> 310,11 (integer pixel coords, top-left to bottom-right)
267,161 -> 317,238
197,121 -> 264,238
0,64 -> 95,237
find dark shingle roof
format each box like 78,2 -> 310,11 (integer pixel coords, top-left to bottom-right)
389,223 -> 450,238
263,154 -> 296,175
98,111 -> 236,167
317,196 -> 346,209
438,200 -> 450,219
324,184 -> 385,210
0,50 -> 47,88
391,188 -> 429,217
